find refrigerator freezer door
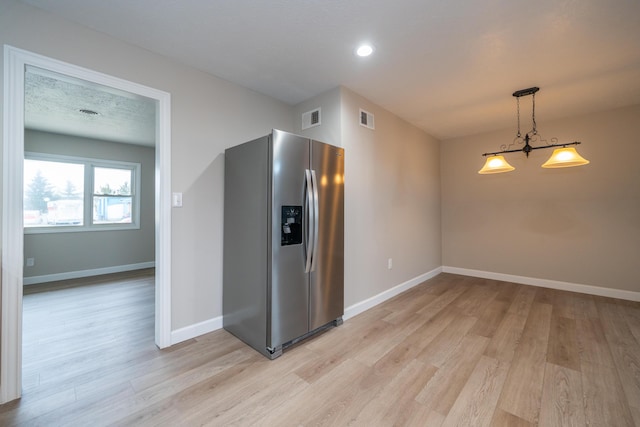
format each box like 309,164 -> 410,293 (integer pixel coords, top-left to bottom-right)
269,130 -> 311,348
309,141 -> 345,330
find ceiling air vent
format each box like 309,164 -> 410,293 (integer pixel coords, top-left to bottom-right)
359,109 -> 375,130
302,108 -> 321,130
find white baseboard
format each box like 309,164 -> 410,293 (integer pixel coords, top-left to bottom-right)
343,266 -> 443,321
169,267 -> 444,345
171,316 -> 223,345
23,261 -> 156,285
442,266 -> 640,302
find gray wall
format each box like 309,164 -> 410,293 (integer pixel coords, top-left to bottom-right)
295,87 -> 442,308
340,88 -> 442,306
23,130 -> 155,279
0,0 -> 294,331
441,104 -> 640,293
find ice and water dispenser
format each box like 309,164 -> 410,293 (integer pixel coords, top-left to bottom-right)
281,206 -> 302,246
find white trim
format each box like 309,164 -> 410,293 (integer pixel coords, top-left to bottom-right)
442,266 -> 640,302
170,316 -> 223,345
1,45 -> 172,403
155,78 -> 172,350
23,262 -> 155,285
343,267 -> 443,321
2,44 -> 25,405
168,267 -> 443,344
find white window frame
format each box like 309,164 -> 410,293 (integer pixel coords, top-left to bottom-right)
24,152 -> 141,234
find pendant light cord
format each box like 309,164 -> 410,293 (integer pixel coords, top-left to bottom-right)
531,92 -> 537,135
516,96 -> 521,138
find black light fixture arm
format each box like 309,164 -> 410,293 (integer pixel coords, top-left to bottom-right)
482,136 -> 582,157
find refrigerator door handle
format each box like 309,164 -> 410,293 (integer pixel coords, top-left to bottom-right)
310,169 -> 320,272
304,169 -> 314,273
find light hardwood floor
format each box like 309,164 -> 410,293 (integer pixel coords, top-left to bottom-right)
1,272 -> 639,426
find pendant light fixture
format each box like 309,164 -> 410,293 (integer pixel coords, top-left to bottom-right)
478,87 -> 589,174
478,155 -> 515,174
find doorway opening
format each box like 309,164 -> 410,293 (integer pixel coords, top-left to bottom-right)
2,46 -> 172,403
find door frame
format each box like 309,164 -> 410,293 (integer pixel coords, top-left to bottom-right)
1,45 -> 172,403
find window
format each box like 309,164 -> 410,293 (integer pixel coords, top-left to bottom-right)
24,153 -> 141,233
93,166 -> 133,224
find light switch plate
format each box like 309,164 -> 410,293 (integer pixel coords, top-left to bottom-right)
172,192 -> 183,207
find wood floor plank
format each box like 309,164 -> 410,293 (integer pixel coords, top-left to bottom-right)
581,361 -> 635,427
294,318 -> 389,383
417,313 -> 477,367
546,315 -> 581,371
388,287 -> 462,338
404,406 -> 445,427
71,347 -> 257,425
25,381 -> 137,427
415,333 -> 489,416
382,286 -> 438,324
453,279 -> 500,317
497,302 -> 552,424
575,317 -> 616,367
416,281 -> 470,317
176,372 -> 309,426
470,299 -> 510,338
538,363 -> 585,427
483,312 -> 528,363
596,300 -> 640,417
440,355 -> 509,427
350,358 -> 438,426
372,308 -> 457,378
534,287 -> 555,305
507,285 -> 537,317
571,292 -> 599,319
258,358 -> 377,426
389,309 -> 439,338
121,345 -> 315,426
0,387 -> 77,426
490,408 -> 535,427
548,289 -> 577,319
623,304 -> 640,344
129,331 -> 245,392
186,348 -> 315,418
423,274 -> 460,296
631,404 -> 640,427
353,323 -> 408,367
493,281 -> 521,304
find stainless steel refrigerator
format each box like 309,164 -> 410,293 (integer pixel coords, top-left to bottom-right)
223,129 -> 344,359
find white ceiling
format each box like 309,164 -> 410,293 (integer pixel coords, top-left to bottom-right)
20,0 -> 640,141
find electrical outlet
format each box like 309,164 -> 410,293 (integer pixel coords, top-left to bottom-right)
26,258 -> 35,267
388,258 -> 392,270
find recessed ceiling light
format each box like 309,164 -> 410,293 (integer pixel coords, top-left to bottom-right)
355,44 -> 374,57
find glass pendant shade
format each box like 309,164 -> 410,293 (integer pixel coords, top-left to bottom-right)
478,155 -> 515,174
541,146 -> 590,168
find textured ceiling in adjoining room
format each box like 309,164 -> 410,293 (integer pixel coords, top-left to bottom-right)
19,0 -> 640,140
25,66 -> 157,146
